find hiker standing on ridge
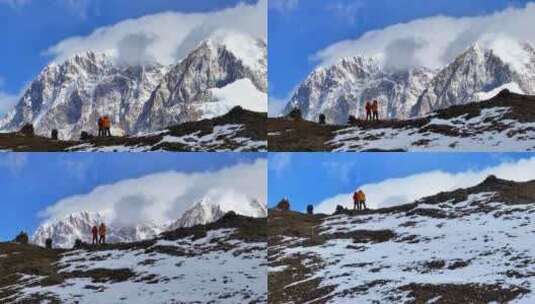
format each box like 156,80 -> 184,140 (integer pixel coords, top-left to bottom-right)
365,101 -> 372,121
358,190 -> 367,210
103,116 -> 112,137
353,190 -> 361,211
372,100 -> 379,121
98,223 -> 107,245
91,225 -> 98,245
97,117 -> 104,137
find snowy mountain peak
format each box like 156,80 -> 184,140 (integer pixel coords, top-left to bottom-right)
32,211 -> 164,249
0,31 -> 266,140
169,196 -> 267,230
286,39 -> 535,122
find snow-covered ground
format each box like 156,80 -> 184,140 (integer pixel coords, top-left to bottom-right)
270,192 -> 535,303
5,228 -> 267,303
328,107 -> 535,151
66,123 -> 266,152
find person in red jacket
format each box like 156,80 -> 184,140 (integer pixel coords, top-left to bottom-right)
365,101 -> 372,121
353,190 -> 360,211
91,225 -> 98,245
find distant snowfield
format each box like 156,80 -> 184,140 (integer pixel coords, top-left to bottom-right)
12,229 -> 267,304
271,193 -> 535,303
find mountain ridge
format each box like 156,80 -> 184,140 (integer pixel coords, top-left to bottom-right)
0,32 -> 267,140
283,41 -> 535,123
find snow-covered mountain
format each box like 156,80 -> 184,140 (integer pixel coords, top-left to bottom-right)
0,31 -> 267,140
32,194 -> 267,248
412,42 -> 535,117
169,197 -> 267,229
284,41 -> 535,123
269,176 -> 535,303
284,56 -> 435,123
32,211 -> 165,248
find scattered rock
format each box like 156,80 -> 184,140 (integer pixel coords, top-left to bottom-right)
45,238 -> 53,249
14,231 -> 29,244
276,198 -> 290,211
19,124 -> 34,137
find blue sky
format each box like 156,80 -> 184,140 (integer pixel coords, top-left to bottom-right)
268,152 -> 535,212
0,152 -> 263,241
0,0 -> 259,113
268,0 -> 532,108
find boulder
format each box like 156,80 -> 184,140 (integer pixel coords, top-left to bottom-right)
288,108 -> 302,120
19,124 -> 34,137
347,115 -> 358,125
14,231 -> 29,244
319,114 -> 326,125
80,131 -> 94,141
51,129 -> 58,140
276,198 -> 290,211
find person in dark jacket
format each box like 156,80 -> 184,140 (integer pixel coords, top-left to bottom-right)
91,225 -> 98,245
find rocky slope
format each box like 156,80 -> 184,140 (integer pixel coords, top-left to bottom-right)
268,176 -> 535,303
0,106 -> 267,152
269,90 -> 535,152
1,213 -> 267,304
0,32 -> 267,140
284,42 -> 535,123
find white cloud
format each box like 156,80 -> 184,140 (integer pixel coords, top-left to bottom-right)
315,157 -> 535,214
44,0 -> 267,65
39,159 -> 267,227
269,0 -> 299,13
313,4 -> 535,70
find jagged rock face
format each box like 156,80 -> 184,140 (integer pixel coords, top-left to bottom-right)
286,42 -> 535,123
284,57 -> 435,123
412,44 -> 515,116
0,52 -> 166,140
0,34 -> 267,140
32,211 -> 164,248
135,38 -> 267,132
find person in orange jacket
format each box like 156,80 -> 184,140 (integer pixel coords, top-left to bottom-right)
91,225 -> 98,245
98,223 -> 107,244
372,100 -> 379,121
103,116 -> 111,137
357,190 -> 367,210
365,101 -> 372,121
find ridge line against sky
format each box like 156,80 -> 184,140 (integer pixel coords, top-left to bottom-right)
268,153 -> 535,213
268,0 -> 535,116
0,0 -> 265,115
0,153 -> 265,241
